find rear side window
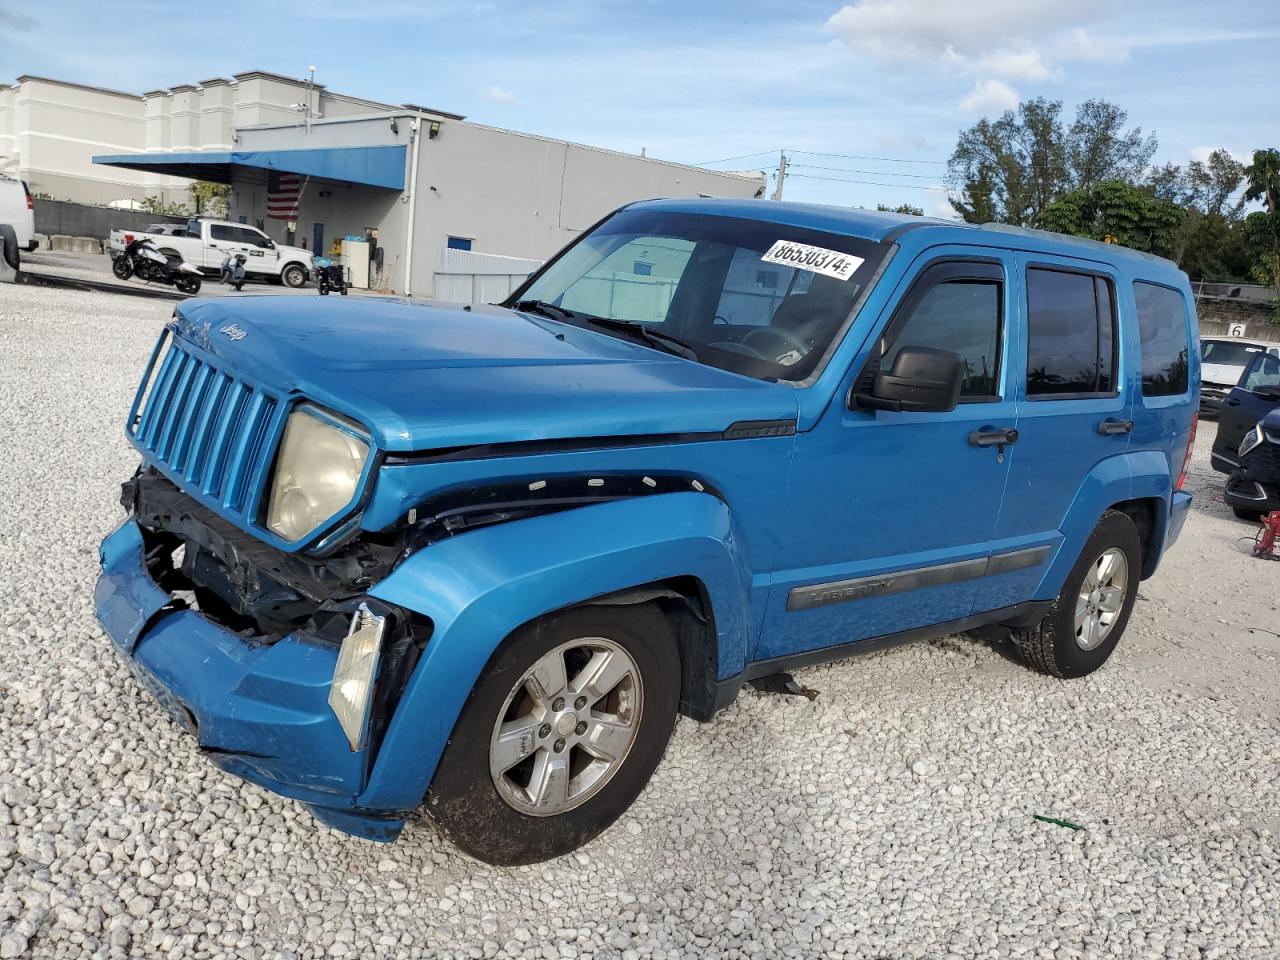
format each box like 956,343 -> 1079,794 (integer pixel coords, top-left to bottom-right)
1026,268 -> 1116,397
1134,282 -> 1189,396
210,224 -> 235,241
1242,353 -> 1280,393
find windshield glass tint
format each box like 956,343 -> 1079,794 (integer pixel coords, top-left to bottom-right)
1201,339 -> 1262,367
516,208 -> 887,381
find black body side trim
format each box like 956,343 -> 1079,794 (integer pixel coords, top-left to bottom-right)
722,419 -> 797,440
705,600 -> 1053,717
786,544 -> 1051,612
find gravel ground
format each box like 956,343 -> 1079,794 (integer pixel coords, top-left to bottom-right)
1,281 -> 1278,960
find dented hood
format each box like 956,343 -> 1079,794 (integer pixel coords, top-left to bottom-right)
173,296 -> 796,452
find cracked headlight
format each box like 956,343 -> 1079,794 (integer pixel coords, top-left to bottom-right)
267,405 -> 370,542
1239,423 -> 1265,458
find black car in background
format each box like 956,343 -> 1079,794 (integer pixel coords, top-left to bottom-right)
1211,350 -> 1280,520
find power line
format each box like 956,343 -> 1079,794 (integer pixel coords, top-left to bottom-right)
787,173 -> 951,192
788,161 -> 944,180
790,149 -> 948,166
696,150 -> 782,166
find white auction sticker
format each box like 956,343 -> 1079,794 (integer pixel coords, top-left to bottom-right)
760,240 -> 864,281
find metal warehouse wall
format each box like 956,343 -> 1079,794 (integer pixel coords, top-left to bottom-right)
406,121 -> 763,297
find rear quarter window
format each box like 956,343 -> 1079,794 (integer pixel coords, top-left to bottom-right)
1134,282 -> 1190,397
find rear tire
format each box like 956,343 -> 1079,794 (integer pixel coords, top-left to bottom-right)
426,604 -> 679,865
1011,510 -> 1141,679
175,276 -> 201,295
112,257 -> 132,280
1233,506 -> 1264,522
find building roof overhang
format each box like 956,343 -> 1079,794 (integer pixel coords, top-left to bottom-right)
92,144 -> 406,189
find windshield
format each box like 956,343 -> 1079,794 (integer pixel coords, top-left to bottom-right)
513,208 -> 887,382
1201,339 -> 1264,368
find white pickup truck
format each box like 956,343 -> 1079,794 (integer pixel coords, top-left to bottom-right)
107,218 -> 313,287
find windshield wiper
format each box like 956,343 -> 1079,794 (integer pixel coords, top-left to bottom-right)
578,315 -> 700,361
511,299 -> 568,339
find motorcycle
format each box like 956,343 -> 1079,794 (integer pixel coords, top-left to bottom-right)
220,252 -> 247,291
314,256 -> 347,296
112,237 -> 203,295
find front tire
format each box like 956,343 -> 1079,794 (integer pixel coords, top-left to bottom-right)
112,257 -> 132,280
281,263 -> 307,288
1232,506 -> 1264,522
426,604 -> 679,865
1011,510 -> 1141,679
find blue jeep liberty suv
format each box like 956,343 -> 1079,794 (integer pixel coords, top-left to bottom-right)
96,199 -> 1198,864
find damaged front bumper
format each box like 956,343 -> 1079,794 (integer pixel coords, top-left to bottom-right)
95,518 -> 409,841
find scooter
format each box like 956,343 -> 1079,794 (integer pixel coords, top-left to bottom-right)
314,256 -> 347,295
112,237 -> 202,295
220,252 -> 247,291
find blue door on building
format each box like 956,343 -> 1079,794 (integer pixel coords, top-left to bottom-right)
312,222 -> 325,256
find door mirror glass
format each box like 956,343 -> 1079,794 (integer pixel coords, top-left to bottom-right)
855,346 -> 965,413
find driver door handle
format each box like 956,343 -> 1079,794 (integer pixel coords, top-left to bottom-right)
968,426 -> 1019,447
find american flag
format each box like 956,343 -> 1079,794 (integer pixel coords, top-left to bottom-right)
266,171 -> 305,220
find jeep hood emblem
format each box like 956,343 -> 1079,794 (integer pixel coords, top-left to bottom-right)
219,324 -> 247,342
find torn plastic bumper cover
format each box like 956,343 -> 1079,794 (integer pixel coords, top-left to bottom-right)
95,514 -> 425,842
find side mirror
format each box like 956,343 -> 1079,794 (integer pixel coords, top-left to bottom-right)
854,345 -> 965,413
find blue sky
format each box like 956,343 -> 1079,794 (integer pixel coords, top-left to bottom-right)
3,0 -> 1277,215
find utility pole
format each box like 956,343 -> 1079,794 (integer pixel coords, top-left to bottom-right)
305,65 -> 316,135
771,150 -> 788,201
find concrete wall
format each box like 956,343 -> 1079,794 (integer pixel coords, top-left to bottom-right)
33,199 -> 186,241
1197,296 -> 1280,344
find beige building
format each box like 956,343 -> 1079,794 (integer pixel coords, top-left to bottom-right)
0,71 -> 393,206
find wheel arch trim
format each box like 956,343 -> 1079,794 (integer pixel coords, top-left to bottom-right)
1033,450 -> 1175,598
356,491 -> 752,811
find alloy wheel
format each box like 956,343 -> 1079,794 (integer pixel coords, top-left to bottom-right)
489,637 -> 643,816
1074,547 -> 1128,651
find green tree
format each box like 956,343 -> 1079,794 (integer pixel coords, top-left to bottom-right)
188,180 -> 230,217
1157,149 -> 1247,279
139,195 -> 189,217
1039,180 -> 1184,257
1185,149 -> 1246,218
876,202 -> 924,216
947,97 -> 1156,226
1244,148 -> 1280,295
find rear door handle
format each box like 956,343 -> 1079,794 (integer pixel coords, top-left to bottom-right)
1225,398 -> 1241,407
968,427 -> 1018,447
1097,418 -> 1134,435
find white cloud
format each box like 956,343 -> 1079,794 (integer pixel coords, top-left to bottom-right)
1053,27 -> 1127,64
824,0 -> 1128,114
960,78 -> 1020,114
825,0 -> 1104,65
926,194 -> 962,219
1189,146 -> 1248,165
978,47 -> 1053,81
480,84 -> 520,105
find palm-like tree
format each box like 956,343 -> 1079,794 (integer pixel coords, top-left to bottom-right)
1244,148 -> 1280,294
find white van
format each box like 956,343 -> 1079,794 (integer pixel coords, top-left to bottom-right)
0,175 -> 36,251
